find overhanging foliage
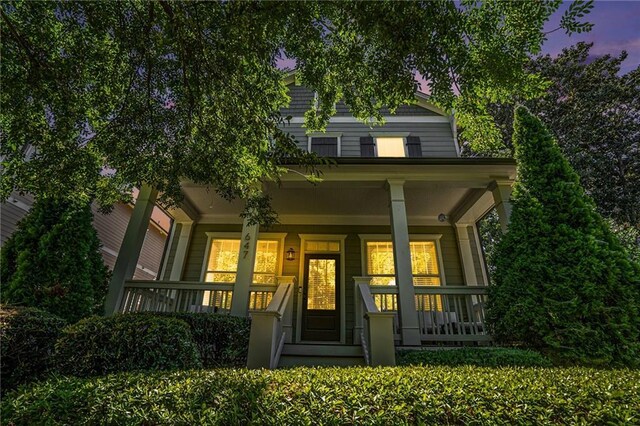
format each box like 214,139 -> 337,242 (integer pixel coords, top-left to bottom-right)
1,1 -> 592,223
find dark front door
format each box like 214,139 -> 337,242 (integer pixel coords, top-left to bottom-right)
301,254 -> 340,341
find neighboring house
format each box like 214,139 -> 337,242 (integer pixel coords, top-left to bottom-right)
106,74 -> 516,368
1,192 -> 171,281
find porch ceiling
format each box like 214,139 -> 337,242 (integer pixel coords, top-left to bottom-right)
180,161 -> 515,225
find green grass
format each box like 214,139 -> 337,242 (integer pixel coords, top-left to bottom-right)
3,366 -> 638,425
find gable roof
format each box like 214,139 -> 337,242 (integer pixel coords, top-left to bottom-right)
282,70 -> 448,117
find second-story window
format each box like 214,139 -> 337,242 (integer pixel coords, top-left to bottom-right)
375,137 -> 406,157
309,136 -> 338,157
360,135 -> 422,158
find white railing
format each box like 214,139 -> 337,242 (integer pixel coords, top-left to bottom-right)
247,276 -> 296,369
414,286 -> 489,342
365,282 -> 490,343
118,280 -> 279,314
354,277 -> 396,366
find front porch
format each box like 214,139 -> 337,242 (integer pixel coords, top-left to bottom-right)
105,159 -> 515,368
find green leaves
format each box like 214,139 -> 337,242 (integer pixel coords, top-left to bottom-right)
3,366 -> 639,425
487,107 -> 640,367
1,1 -> 588,224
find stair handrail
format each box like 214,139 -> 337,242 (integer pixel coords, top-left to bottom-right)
247,276 -> 296,369
354,277 -> 396,367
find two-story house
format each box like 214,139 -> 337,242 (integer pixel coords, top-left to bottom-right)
105,74 -> 516,368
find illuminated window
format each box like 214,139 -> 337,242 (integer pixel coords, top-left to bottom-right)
375,137 -> 406,157
365,240 -> 441,286
204,238 -> 280,284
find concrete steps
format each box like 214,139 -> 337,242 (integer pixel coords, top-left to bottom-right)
278,344 -> 366,367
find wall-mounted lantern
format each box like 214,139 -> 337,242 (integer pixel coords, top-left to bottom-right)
286,247 -> 296,261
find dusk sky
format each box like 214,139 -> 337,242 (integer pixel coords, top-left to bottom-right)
543,1 -> 640,73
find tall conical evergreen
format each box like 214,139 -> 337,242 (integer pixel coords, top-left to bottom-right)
487,107 -> 640,366
1,197 -> 109,323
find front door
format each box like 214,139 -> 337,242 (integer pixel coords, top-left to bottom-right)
301,254 -> 340,341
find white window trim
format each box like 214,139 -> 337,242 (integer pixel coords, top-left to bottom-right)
200,231 -> 287,283
369,132 -> 411,158
297,234 -> 347,344
357,234 -> 446,286
306,132 -> 342,157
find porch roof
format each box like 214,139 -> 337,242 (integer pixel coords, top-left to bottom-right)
176,158 -> 516,226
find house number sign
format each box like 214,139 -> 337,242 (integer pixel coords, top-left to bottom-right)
243,233 -> 251,258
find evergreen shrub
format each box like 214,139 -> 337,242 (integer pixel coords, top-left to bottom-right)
54,314 -> 201,377
153,312 -> 250,367
3,367 -> 638,425
0,306 -> 66,393
0,197 -> 109,323
487,107 -> 640,366
396,348 -> 552,367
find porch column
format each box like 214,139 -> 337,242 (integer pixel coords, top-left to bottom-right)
489,180 -> 513,233
169,221 -> 193,281
386,179 -> 421,346
230,217 -> 259,316
455,224 -> 478,286
105,185 -> 158,315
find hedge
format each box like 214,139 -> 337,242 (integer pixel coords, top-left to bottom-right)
0,306 -> 66,393
3,367 -> 638,425
151,312 -> 250,367
54,314 -> 201,377
397,348 -> 552,367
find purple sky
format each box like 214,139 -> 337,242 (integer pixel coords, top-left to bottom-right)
543,1 -> 640,73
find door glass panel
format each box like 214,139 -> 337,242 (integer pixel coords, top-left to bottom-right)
307,259 -> 336,310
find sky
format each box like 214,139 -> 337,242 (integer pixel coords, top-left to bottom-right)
543,1 -> 640,74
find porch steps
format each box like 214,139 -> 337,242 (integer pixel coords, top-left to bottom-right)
278,344 -> 366,368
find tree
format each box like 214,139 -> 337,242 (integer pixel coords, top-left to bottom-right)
0,197 -> 109,323
1,1 -> 592,224
487,107 -> 640,366
474,43 -> 639,267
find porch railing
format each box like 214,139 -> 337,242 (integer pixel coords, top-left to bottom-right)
118,280 -> 280,314
356,278 -> 490,343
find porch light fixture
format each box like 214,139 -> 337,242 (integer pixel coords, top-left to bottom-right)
286,247 -> 296,261
438,213 -> 448,222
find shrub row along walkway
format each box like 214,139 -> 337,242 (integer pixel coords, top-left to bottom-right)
3,366 -> 638,425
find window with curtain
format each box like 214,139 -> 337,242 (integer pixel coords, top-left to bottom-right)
365,240 -> 441,286
205,239 -> 279,284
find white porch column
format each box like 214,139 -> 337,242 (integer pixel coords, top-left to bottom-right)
105,185 -> 159,315
230,217 -> 259,317
455,224 -> 478,286
489,180 -> 513,233
169,221 -> 193,281
386,179 -> 421,346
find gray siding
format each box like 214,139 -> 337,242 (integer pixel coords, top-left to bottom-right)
178,223 -> 464,344
1,192 -> 167,281
280,84 -> 457,157
284,121 -> 457,158
1,194 -> 33,246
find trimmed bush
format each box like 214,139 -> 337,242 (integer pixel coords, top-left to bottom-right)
0,197 -> 109,323
0,306 -> 66,393
54,314 -> 201,377
487,107 -> 640,367
396,348 -> 552,367
153,313 -> 250,367
3,367 -> 639,424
